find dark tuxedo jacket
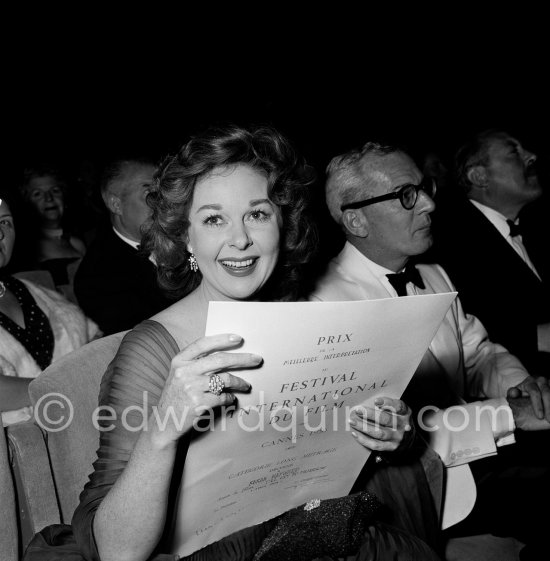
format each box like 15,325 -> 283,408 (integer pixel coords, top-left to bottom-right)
430,199 -> 550,376
74,224 -> 172,335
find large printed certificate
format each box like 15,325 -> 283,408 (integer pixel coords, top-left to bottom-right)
173,293 -> 456,557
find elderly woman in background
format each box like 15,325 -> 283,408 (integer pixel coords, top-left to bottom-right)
0,189 -> 99,426
19,165 -> 86,285
26,125 -> 442,561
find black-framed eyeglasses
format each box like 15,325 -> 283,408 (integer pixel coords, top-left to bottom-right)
340,176 -> 437,212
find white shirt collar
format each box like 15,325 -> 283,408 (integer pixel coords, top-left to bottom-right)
469,200 -> 541,280
469,200 -> 514,239
112,227 -> 140,250
337,242 -> 404,295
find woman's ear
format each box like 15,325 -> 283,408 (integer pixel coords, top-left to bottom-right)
342,209 -> 369,238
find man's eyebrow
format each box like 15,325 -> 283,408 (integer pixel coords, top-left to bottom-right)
502,138 -> 520,149
391,179 -> 420,192
391,183 -> 407,192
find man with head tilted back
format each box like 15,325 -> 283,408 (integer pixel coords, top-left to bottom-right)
431,129 -> 549,378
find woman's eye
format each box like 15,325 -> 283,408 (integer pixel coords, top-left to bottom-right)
0,219 -> 12,227
248,209 -> 270,222
203,214 -> 224,226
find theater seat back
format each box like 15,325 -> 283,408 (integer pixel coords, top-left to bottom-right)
28,331 -> 126,522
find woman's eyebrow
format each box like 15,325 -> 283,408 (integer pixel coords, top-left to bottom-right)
196,203 -> 222,213
249,198 -> 272,206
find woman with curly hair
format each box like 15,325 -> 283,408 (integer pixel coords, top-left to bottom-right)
26,124 -> 441,561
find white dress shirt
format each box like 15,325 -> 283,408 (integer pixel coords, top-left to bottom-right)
469,200 -> 541,280
112,227 -> 140,250
312,242 -> 531,527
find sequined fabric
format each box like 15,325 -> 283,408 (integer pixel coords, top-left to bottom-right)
252,492 -> 381,561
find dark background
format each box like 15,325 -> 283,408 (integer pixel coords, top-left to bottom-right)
8,70 -> 549,174
6,22 -> 549,262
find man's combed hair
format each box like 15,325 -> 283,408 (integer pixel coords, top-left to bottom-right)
325,141 -> 400,225
100,158 -> 156,196
142,124 -> 317,302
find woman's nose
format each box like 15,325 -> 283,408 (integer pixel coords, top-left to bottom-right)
0,227 -> 4,241
44,190 -> 54,202
229,222 -> 252,250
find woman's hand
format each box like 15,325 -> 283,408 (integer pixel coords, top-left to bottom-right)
153,334 -> 262,446
349,397 -> 414,455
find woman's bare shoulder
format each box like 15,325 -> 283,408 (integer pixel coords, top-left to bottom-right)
149,287 -> 207,350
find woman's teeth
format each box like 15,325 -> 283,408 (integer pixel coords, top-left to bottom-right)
221,259 -> 254,269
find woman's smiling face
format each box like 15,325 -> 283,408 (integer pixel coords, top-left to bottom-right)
186,164 -> 281,300
25,175 -> 65,223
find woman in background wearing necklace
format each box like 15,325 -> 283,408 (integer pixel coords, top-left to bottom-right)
0,189 -> 99,426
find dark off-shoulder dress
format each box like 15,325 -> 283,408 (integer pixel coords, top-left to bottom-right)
25,304 -> 443,560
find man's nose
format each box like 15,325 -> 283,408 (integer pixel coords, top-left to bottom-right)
416,190 -> 436,214
523,148 -> 537,166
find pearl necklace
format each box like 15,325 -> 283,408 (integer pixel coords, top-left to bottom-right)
0,280 -> 5,298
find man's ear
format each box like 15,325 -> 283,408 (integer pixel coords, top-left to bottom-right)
342,209 -> 369,238
103,192 -> 122,216
466,166 -> 488,188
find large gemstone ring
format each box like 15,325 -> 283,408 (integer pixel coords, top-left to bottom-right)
208,373 -> 225,396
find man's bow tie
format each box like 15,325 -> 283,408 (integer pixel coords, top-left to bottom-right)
386,264 -> 425,297
507,219 -> 523,238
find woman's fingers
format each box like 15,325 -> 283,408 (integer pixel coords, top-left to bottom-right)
176,334 -> 245,361
202,372 -> 252,395
171,335 -> 263,381
173,351 -> 262,381
191,373 -> 252,415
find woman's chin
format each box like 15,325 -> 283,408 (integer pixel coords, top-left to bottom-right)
209,277 -> 266,301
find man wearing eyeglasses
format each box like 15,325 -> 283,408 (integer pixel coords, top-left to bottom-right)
311,141 -> 550,556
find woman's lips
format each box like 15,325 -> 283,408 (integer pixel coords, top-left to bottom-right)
219,257 -> 259,276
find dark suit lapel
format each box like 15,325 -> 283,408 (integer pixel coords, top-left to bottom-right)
468,203 -> 543,288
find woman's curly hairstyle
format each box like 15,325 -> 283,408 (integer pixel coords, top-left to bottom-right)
142,124 -> 318,302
